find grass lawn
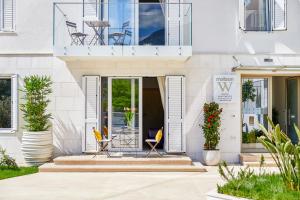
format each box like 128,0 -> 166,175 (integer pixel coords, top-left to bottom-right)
218,174 -> 300,200
0,167 -> 38,180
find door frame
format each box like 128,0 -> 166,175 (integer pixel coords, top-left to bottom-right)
286,77 -> 300,142
107,76 -> 143,151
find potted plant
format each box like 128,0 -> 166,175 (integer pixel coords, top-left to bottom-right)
20,75 -> 53,166
202,102 -> 223,166
124,107 -> 134,128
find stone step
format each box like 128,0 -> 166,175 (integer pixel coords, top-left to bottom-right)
240,153 -> 274,162
240,153 -> 276,167
54,155 -> 192,166
39,163 -> 207,172
243,161 -> 277,167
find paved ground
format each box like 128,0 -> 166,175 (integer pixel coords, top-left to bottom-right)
0,167 -> 223,200
0,166 -> 280,200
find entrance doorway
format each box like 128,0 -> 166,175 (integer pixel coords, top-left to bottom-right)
82,75 -> 186,154
142,77 -> 164,150
241,76 -> 300,153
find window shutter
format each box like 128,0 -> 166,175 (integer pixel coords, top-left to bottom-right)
272,0 -> 286,30
239,0 -> 245,30
0,0 -> 15,31
165,76 -> 185,153
82,75 -> 100,153
83,0 -> 98,17
167,0 -> 181,45
11,74 -> 18,131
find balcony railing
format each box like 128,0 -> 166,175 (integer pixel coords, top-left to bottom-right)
53,2 -> 192,58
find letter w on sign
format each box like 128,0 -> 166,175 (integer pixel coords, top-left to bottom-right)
218,81 -> 232,93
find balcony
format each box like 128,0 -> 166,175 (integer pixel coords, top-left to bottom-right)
53,2 -> 192,61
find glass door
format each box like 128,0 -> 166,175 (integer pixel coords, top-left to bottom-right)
287,78 -> 299,144
108,77 -> 142,151
242,78 -> 270,144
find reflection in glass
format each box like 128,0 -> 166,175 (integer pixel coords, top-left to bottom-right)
111,79 -> 140,149
0,79 -> 11,129
139,3 -> 165,45
242,78 -> 268,143
245,0 -> 271,31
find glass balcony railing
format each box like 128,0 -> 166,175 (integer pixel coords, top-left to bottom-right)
53,2 -> 192,50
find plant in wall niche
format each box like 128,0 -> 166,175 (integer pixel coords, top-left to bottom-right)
20,75 -> 53,166
242,80 -> 256,102
20,75 -> 52,131
201,102 -> 223,166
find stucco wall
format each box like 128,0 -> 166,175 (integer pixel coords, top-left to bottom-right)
0,54 -> 242,164
1,0 -> 300,54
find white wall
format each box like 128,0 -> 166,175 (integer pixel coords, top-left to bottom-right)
0,54 -> 241,163
1,0 -> 300,54
191,0 -> 300,54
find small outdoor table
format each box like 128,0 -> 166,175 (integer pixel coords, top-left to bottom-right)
85,20 -> 110,45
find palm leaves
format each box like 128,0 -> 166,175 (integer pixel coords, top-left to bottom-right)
20,75 -> 52,132
258,118 -> 300,191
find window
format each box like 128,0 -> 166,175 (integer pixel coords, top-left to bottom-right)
239,0 -> 287,31
0,0 -> 16,32
0,75 -> 18,132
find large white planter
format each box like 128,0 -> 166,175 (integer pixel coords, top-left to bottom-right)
21,131 -> 53,166
203,150 -> 221,166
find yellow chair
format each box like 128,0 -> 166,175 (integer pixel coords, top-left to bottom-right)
92,127 -> 112,157
145,127 -> 163,157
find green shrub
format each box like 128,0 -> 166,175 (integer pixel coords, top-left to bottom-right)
202,102 -> 223,150
20,75 -> 52,132
0,146 -> 18,169
258,118 -> 300,191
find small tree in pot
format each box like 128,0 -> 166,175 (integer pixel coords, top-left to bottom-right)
202,102 -> 223,166
20,75 -> 53,166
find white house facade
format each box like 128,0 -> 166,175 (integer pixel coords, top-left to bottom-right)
0,0 -> 299,164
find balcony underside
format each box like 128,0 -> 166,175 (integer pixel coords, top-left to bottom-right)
54,46 -> 192,61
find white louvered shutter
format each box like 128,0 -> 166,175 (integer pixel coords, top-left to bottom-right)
0,0 -> 15,31
83,0 -> 98,17
82,75 -> 100,152
11,74 -> 18,131
239,0 -> 245,30
272,0 -> 286,30
167,0 -> 181,45
165,76 -> 185,153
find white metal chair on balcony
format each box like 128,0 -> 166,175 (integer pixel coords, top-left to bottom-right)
109,21 -> 130,45
66,21 -> 88,45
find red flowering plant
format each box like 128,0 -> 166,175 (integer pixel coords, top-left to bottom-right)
202,102 -> 223,150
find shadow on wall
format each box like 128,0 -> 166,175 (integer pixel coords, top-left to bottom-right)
52,117 -> 82,157
185,75 -> 212,162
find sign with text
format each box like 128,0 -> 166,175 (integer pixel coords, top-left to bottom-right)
213,75 -> 238,103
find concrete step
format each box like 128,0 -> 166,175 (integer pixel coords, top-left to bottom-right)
39,162 -> 207,172
240,153 -> 276,167
54,155 -> 192,166
243,161 -> 277,167
240,153 -> 274,162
